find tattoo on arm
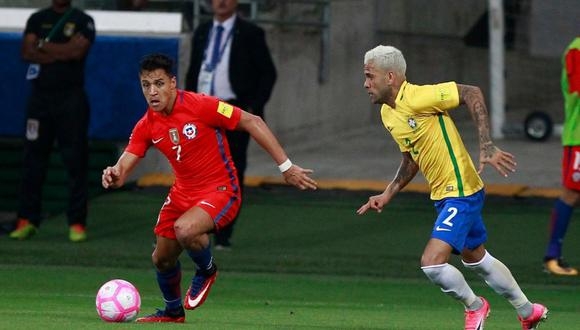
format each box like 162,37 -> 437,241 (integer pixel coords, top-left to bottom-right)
457,84 -> 493,148
392,153 -> 419,190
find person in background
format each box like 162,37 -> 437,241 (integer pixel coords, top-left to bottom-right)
115,0 -> 148,11
186,0 -> 277,250
10,0 -> 95,242
102,53 -> 315,323
542,36 -> 580,276
357,45 -> 548,329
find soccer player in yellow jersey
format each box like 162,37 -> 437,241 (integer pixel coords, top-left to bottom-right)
357,45 -> 548,330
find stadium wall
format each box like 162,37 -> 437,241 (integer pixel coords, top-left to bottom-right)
0,1 -> 578,183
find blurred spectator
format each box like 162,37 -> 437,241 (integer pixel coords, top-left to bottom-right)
116,0 -> 148,11
10,0 -> 95,242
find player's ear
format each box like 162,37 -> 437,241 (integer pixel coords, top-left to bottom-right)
386,71 -> 395,82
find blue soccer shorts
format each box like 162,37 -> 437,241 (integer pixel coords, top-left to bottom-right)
431,189 -> 487,254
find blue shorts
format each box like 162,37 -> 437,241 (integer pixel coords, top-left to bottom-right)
432,189 -> 487,254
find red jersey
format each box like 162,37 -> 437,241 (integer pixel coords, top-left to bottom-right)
126,90 -> 242,193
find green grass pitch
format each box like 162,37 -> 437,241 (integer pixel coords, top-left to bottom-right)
1,186 -> 578,329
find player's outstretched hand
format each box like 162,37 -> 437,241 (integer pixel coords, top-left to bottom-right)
282,165 -> 318,190
102,166 -> 121,189
357,193 -> 390,215
478,144 -> 517,177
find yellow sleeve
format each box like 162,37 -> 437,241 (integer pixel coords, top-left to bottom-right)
407,82 -> 460,113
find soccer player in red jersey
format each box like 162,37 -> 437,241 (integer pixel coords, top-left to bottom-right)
102,53 -> 317,323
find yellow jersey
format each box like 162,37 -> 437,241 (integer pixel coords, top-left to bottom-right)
380,81 -> 484,200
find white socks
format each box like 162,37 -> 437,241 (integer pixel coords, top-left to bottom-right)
421,251 -> 533,318
463,251 -> 533,318
422,263 -> 479,308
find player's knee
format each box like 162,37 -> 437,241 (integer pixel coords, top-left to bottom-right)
174,218 -> 212,249
151,253 -> 176,272
174,228 -> 206,253
461,245 -> 486,263
562,188 -> 580,206
421,251 -> 448,267
173,223 -> 187,241
174,218 -> 195,238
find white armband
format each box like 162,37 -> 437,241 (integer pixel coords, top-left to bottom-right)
278,159 -> 293,173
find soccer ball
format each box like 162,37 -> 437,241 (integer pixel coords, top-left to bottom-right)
95,279 -> 141,322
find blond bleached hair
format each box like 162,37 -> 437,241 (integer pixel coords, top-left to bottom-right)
364,45 -> 406,76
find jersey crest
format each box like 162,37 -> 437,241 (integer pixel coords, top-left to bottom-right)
408,117 -> 417,129
182,123 -> 197,140
169,128 -> 180,144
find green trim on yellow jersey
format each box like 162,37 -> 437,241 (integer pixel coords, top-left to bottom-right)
438,114 -> 464,196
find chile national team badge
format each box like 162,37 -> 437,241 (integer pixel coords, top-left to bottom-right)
182,123 -> 197,140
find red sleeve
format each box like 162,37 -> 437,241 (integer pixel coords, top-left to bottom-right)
124,114 -> 151,158
566,49 -> 580,94
198,96 -> 242,130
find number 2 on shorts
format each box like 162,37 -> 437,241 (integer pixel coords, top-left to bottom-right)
442,207 -> 458,227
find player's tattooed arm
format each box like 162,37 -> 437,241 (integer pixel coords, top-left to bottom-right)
389,152 -> 419,194
457,84 -> 517,176
457,84 -> 493,152
356,152 -> 418,215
